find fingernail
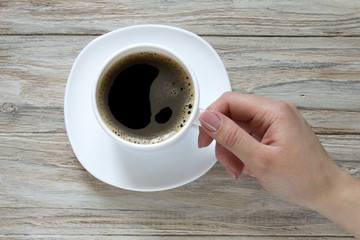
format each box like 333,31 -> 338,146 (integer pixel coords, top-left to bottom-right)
225,166 -> 239,180
199,111 -> 221,132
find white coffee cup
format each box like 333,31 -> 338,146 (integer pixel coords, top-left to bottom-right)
92,43 -> 202,151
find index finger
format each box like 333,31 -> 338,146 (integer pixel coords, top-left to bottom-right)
207,92 -> 272,120
206,92 -> 279,139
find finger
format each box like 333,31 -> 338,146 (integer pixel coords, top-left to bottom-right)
207,92 -> 279,139
207,91 -> 269,121
215,142 -> 244,177
199,110 -> 266,170
198,126 -> 214,148
233,120 -> 263,142
242,165 -> 255,177
198,119 -> 255,148
224,166 -> 239,180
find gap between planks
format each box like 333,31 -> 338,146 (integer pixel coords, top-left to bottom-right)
1,33 -> 360,38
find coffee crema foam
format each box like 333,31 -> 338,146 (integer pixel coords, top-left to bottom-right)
96,50 -> 195,145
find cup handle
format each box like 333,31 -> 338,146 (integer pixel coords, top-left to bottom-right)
192,108 -> 205,127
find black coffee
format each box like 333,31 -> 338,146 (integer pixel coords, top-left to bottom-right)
96,51 -> 195,144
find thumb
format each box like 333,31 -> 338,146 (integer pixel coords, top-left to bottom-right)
199,110 -> 264,169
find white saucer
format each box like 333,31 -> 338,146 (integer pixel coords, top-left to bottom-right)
64,25 -> 231,192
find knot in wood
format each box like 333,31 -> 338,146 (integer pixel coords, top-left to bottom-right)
1,102 -> 16,113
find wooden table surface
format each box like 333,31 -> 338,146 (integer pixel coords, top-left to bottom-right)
1,0 -> 360,239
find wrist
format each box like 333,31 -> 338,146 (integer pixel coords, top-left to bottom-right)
312,169 -> 360,238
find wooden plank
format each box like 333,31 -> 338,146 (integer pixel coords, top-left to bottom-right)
301,109 -> 360,134
2,35 -> 359,106
250,80 -> 360,111
0,0 -> 359,36
2,105 -> 360,134
2,133 -> 357,176
0,202 -> 349,236
0,236 -> 353,240
0,133 -> 358,236
1,36 -> 359,133
219,37 -> 360,93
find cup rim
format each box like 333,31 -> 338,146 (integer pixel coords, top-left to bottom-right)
91,43 -> 200,151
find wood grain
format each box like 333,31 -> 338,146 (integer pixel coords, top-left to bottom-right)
0,133 -> 358,236
0,237 -> 355,240
0,0 -> 359,36
1,36 -> 359,133
1,0 -> 360,238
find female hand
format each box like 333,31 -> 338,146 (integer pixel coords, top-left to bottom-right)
198,92 -> 360,237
